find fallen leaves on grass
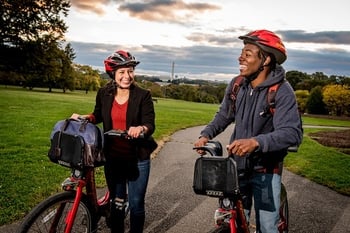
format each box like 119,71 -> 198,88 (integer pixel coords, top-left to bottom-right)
309,129 -> 350,155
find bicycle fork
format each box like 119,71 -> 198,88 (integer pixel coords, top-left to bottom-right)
226,209 -> 238,233
63,178 -> 86,233
235,199 -> 249,233
215,198 -> 250,233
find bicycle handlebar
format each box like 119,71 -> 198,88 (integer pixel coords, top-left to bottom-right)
194,140 -> 298,158
193,141 -> 223,157
287,145 -> 299,152
104,129 -> 144,139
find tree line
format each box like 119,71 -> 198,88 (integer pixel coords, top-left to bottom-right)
138,72 -> 350,117
1,0 -> 349,116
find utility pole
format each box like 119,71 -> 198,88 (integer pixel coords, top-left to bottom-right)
171,61 -> 174,82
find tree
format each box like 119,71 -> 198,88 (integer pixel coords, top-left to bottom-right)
138,80 -> 164,98
1,0 -> 70,46
57,43 -> 76,92
306,86 -> 327,114
74,64 -> 101,93
330,75 -> 350,86
311,72 -> 328,81
295,90 -> 309,113
198,85 -> 222,103
0,0 -> 71,89
323,85 -> 350,116
286,70 -> 308,90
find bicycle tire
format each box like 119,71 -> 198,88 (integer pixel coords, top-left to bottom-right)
208,223 -> 230,233
18,191 -> 97,233
279,183 -> 289,233
282,199 -> 289,233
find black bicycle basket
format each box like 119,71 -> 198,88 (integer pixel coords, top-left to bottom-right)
193,156 -> 238,198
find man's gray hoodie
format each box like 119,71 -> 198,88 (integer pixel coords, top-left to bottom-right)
200,65 -> 303,171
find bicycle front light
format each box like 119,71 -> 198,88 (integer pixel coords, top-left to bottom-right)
72,169 -> 83,179
221,198 -> 232,209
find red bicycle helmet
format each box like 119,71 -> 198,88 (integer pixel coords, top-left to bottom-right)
104,50 -> 140,78
239,30 -> 287,64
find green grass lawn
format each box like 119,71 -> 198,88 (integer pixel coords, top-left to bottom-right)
0,85 -> 350,226
285,129 -> 350,196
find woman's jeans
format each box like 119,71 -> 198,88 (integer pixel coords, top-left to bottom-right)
107,159 -> 151,233
240,172 -> 281,233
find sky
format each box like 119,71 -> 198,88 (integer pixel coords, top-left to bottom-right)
65,0 -> 350,81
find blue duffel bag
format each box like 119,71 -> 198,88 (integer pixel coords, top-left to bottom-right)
48,118 -> 105,169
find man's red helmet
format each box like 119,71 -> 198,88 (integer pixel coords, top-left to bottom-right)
239,30 -> 287,64
104,50 -> 140,78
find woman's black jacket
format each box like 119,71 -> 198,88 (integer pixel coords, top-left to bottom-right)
92,81 -> 157,160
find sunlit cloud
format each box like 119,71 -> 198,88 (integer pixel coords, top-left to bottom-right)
119,0 -> 219,24
66,0 -> 350,78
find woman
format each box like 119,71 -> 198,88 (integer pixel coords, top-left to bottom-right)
72,50 -> 157,233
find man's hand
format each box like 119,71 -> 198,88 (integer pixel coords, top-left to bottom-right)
194,136 -> 209,155
226,138 -> 259,157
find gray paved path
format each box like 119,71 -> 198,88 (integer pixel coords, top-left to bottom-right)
153,125 -> 350,233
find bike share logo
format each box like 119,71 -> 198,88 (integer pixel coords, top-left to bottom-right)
206,190 -> 224,197
58,160 -> 71,167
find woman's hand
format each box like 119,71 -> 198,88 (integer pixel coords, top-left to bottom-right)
70,113 -> 94,123
70,113 -> 81,120
128,126 -> 146,138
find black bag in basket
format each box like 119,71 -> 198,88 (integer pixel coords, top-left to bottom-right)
48,118 -> 105,169
193,156 -> 238,197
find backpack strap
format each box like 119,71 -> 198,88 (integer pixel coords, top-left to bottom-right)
230,76 -> 245,112
267,80 -> 285,115
230,76 -> 284,115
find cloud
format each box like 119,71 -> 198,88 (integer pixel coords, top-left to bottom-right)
277,30 -> 350,45
284,48 -> 350,76
186,29 -> 350,48
69,33 -> 350,81
186,32 -> 236,46
71,42 -> 232,74
66,1 -> 350,79
70,0 -> 111,15
118,0 -> 220,25
70,0 -> 220,24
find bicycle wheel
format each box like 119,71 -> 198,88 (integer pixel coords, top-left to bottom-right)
18,191 -> 96,233
279,183 -> 289,233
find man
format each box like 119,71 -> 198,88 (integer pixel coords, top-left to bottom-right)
194,30 -> 303,233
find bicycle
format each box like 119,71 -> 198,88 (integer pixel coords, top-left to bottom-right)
18,129 -> 140,233
193,141 -> 289,233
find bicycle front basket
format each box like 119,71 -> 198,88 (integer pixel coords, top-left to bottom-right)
193,156 -> 238,197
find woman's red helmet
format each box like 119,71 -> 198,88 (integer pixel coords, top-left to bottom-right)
104,50 -> 140,78
239,30 -> 287,64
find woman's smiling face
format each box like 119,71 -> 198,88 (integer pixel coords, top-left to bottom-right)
114,66 -> 135,89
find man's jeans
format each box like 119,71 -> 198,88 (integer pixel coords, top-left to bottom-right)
240,172 -> 281,233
